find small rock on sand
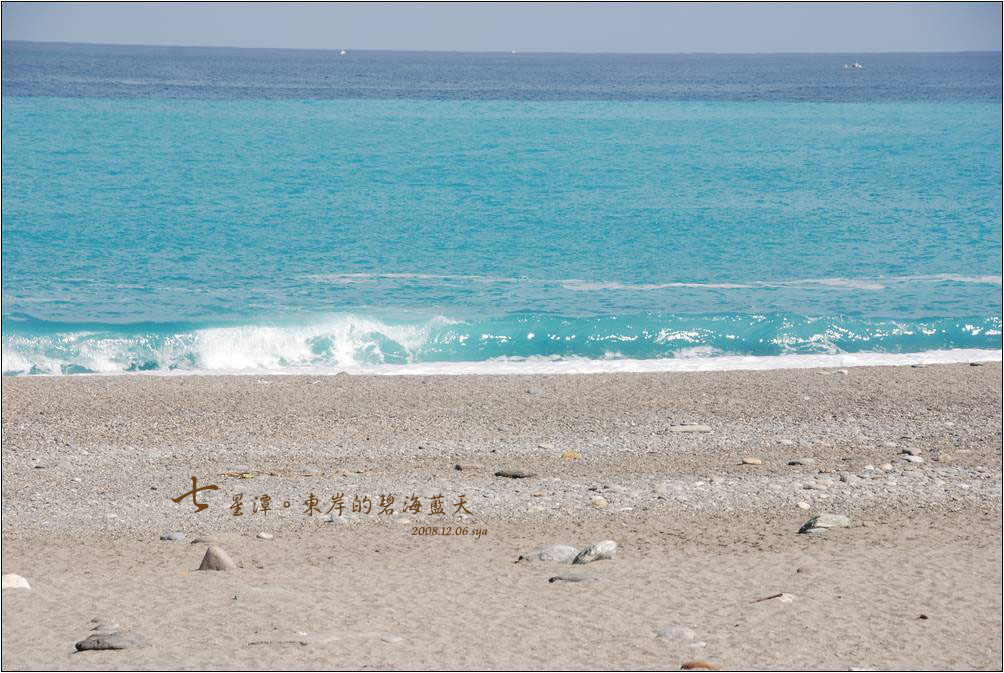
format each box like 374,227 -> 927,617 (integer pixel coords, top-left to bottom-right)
741,457 -> 762,465
680,661 -> 722,671
518,544 -> 579,563
798,513 -> 850,533
669,424 -> 712,433
198,545 -> 237,571
656,626 -> 697,641
797,501 -> 810,510
901,447 -> 922,456
75,631 -> 146,651
788,458 -> 815,466
902,455 -> 924,464
573,540 -> 617,565
495,470 -> 535,479
2,574 -> 30,590
591,496 -> 609,509
160,532 -> 185,541
256,532 -> 273,540
548,574 -> 597,583
455,463 -> 481,471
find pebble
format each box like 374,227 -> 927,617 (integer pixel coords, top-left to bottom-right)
797,501 -> 811,510
518,544 -> 579,564
656,626 -> 697,641
903,455 -> 924,464
680,661 -> 722,671
75,631 -> 146,651
495,470 -> 535,479
740,457 -> 762,465
669,424 -> 712,433
879,463 -> 894,471
1,574 -> 31,590
901,447 -> 922,456
798,513 -> 850,533
788,458 -> 815,466
538,443 -> 555,450
198,545 -> 237,571
572,540 -> 617,565
381,635 -> 404,643
590,496 -> 609,509
159,531 -> 185,541
256,532 -> 273,540
454,463 -> 481,471
548,574 -> 597,583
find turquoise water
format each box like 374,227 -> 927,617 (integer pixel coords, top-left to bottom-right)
2,48 -> 1001,374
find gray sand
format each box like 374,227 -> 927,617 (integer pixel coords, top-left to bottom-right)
1,364 -> 1001,669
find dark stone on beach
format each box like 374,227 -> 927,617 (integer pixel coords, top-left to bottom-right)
455,463 -> 481,471
75,631 -> 145,651
160,531 -> 185,541
798,513 -> 850,533
495,470 -> 535,479
548,574 -> 596,583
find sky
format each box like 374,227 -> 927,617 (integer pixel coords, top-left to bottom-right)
2,2 -> 1001,54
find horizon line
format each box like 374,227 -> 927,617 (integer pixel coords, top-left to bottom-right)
4,38 -> 1002,57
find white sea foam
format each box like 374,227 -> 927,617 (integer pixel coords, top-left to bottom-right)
306,271 -> 1002,294
67,348 -> 1001,377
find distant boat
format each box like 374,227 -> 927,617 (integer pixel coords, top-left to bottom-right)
511,50 -> 518,54
852,62 -> 863,69
340,49 -> 347,56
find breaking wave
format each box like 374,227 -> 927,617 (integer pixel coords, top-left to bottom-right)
2,312 -> 1000,376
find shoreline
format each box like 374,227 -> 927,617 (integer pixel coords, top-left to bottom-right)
4,346 -> 1002,378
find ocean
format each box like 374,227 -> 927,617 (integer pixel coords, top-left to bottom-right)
2,42 -> 1001,375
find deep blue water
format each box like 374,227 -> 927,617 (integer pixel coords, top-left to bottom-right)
2,42 -> 1001,374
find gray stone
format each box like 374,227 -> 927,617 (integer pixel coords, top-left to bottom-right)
548,574 -> 597,583
572,540 -> 617,565
160,531 -> 185,541
798,513 -> 850,533
518,544 -> 579,563
901,447 -> 922,456
903,455 -> 924,464
75,631 -> 145,651
198,545 -> 237,571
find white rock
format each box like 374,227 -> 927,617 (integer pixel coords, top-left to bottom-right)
903,455 -> 924,464
256,532 -> 273,540
520,544 -> 579,563
2,574 -> 30,590
590,496 -> 609,509
656,626 -> 697,641
573,540 -> 617,564
797,501 -> 811,510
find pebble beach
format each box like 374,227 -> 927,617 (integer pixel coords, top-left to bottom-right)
1,362 -> 1001,670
